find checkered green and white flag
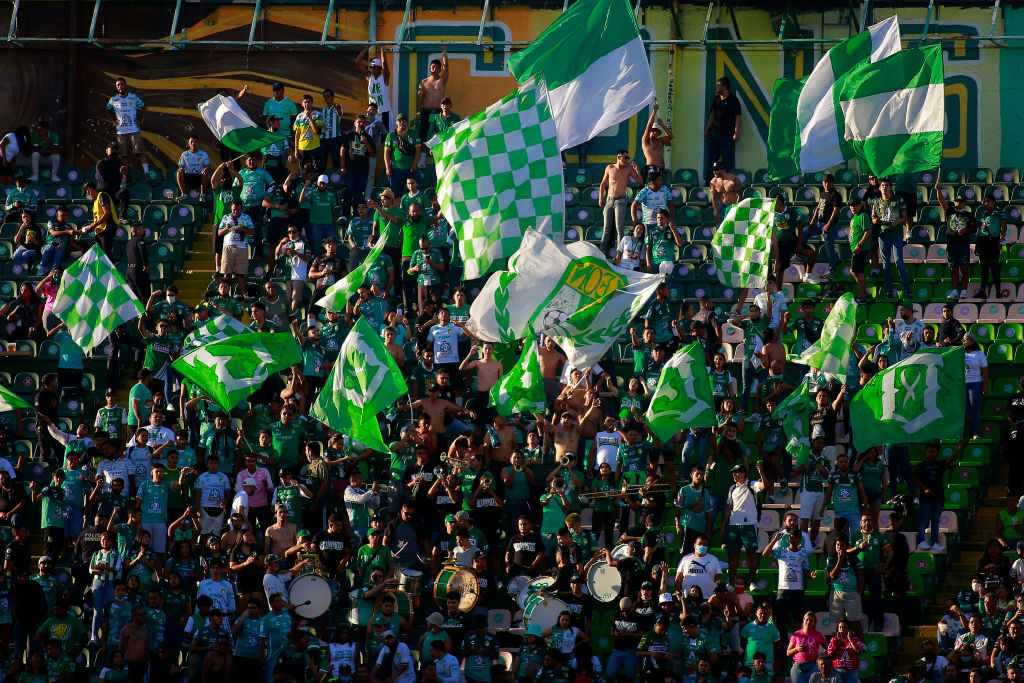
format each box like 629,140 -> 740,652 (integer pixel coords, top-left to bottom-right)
792,293 -> 859,377
429,78 -> 565,280
184,314 -> 249,348
490,338 -> 546,417
52,244 -> 144,352
711,198 -> 777,288
315,225 -> 392,312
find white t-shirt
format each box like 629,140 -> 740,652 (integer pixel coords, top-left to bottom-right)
219,213 -> 254,248
771,543 -> 810,590
146,425 -> 175,449
593,430 -> 623,468
375,642 -> 415,683
2,133 -> 19,162
285,238 -> 311,281
231,490 -> 250,519
616,235 -> 644,270
753,291 -> 787,329
726,479 -> 764,526
368,73 -> 392,114
195,471 -> 232,508
106,93 -> 145,134
328,641 -> 358,676
427,324 -> 463,364
964,349 -> 988,384
675,552 -> 722,599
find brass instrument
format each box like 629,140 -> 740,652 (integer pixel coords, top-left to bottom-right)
374,484 -> 401,493
623,483 -> 673,493
513,461 -> 524,472
433,466 -> 445,478
579,489 -> 625,501
558,454 -> 572,467
440,453 -> 471,469
480,474 -> 494,490
552,480 -> 565,492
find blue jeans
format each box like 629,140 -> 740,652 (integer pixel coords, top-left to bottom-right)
790,660 -> 817,683
886,444 -> 915,497
740,359 -> 765,412
917,499 -> 943,546
605,648 -> 637,680
802,220 -> 838,271
966,380 -> 984,437
681,431 -> 711,471
705,134 -> 735,184
389,167 -> 419,198
879,233 -> 909,295
12,245 -> 38,263
836,669 -> 860,683
38,243 -> 63,272
309,223 -> 335,255
91,577 -> 114,640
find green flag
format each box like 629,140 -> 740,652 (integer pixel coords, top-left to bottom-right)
793,293 -> 859,377
172,332 -> 302,412
645,342 -> 717,443
773,378 -> 816,466
711,198 -> 776,288
315,225 -> 392,311
490,339 -> 546,417
184,314 -> 249,348
0,385 -> 30,413
850,346 -> 966,451
311,317 -> 409,453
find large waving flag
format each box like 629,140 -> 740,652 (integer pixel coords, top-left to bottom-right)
0,385 -> 30,413
311,318 -> 409,453
184,314 -> 249,348
52,245 -> 144,352
490,339 -> 546,417
773,378 -> 816,466
711,198 -> 776,288
767,16 -> 902,178
850,346 -> 965,451
316,225 -> 392,311
793,294 -> 859,377
465,229 -> 661,368
429,80 -> 564,280
645,342 -> 717,443
172,332 -> 302,411
508,0 -> 655,150
198,95 -> 289,154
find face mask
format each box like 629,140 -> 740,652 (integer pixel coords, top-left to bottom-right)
166,296 -> 176,304
695,544 -> 708,555
769,372 -> 782,379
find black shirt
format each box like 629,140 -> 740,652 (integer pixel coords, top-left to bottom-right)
944,207 -> 976,245
314,530 -> 349,572
1008,391 -> 1024,425
127,236 -> 148,270
507,531 -> 543,570
560,591 -> 593,629
4,538 -> 29,575
442,610 -> 468,656
342,130 -> 375,171
95,155 -> 124,192
938,318 -> 966,346
0,485 -> 26,519
708,93 -> 741,136
816,189 -> 844,224
809,406 -> 837,446
35,387 -> 59,421
75,524 -> 105,564
914,458 -> 953,502
612,609 -> 643,649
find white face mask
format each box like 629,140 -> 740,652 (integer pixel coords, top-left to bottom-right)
167,296 -> 176,304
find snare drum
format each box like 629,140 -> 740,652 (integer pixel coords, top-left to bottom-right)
433,567 -> 479,612
397,568 -> 423,595
289,573 -> 333,619
516,576 -> 555,609
522,594 -> 567,632
346,589 -> 374,627
585,560 -> 622,603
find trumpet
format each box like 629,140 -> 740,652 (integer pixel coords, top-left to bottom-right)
558,454 -> 573,467
623,483 -> 673,493
374,484 -> 401,493
433,466 -> 445,478
513,461 -> 524,471
480,474 -> 494,489
552,480 -> 565,492
440,453 -> 471,469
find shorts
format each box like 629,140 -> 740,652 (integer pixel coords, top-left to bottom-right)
182,172 -> 204,190
946,241 -> 970,267
830,589 -> 865,623
865,489 -> 883,505
851,249 -> 868,274
286,280 -> 305,308
799,490 -> 825,520
199,508 -> 226,535
776,237 -> 797,273
118,131 -> 145,157
141,522 -> 168,553
976,235 -> 1001,261
222,244 -> 249,275
725,524 -> 758,553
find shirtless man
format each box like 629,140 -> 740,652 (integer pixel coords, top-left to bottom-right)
459,341 -> 503,425
538,336 -> 567,409
559,381 -> 603,439
264,503 -> 298,559
709,161 -> 743,223
485,414 -> 519,467
417,46 -> 450,155
119,607 -> 149,677
599,150 -> 643,254
641,103 -> 673,184
396,384 -> 476,436
536,401 -> 600,462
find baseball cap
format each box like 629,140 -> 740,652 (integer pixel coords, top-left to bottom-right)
656,616 -> 671,626
711,161 -> 726,171
823,173 -> 835,182
266,114 -> 281,121
373,615 -> 388,626
265,553 -> 280,564
426,612 -> 445,627
271,81 -> 284,90
105,387 -> 117,396
317,174 -> 329,184
243,477 -> 257,487
899,300 -> 915,310
730,464 -> 747,473
444,513 -> 456,524
811,425 -> 826,441
569,573 -> 582,583
641,581 -> 654,590
38,556 -> 53,564
367,528 -> 382,536
380,630 -> 395,639
619,597 -> 632,608
297,529 -> 310,538
659,592 -> 674,604
370,58 -> 383,67
455,511 -> 470,521
395,113 -> 408,122
525,624 -> 544,637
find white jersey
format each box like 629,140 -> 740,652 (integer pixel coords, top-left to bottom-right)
107,93 -> 145,134
593,431 -> 623,469
368,73 -> 392,113
675,552 -> 722,599
328,641 -> 358,676
195,471 -> 232,508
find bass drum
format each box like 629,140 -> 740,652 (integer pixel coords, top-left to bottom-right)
610,542 -> 631,561
289,573 -> 334,619
585,560 -> 622,603
522,594 -> 567,633
516,576 -> 556,609
433,567 -> 480,613
347,589 -> 375,627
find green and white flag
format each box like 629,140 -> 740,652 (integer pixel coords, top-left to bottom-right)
198,95 -> 289,154
507,0 -> 655,150
711,198 -> 776,288
773,378 -> 816,466
850,346 -> 965,451
172,332 -> 302,412
184,314 -> 249,348
0,385 -> 30,413
793,293 -> 859,377
311,317 -> 409,453
315,225 -> 392,311
52,244 -> 144,352
429,79 -> 564,280
767,16 -> 902,178
645,342 -> 717,443
465,229 -> 661,368
490,338 -> 546,417
834,44 -> 945,177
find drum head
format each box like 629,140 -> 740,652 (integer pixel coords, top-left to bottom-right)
523,595 -> 567,632
450,569 -> 480,612
610,543 -> 631,561
517,576 -> 555,609
289,574 -> 332,619
506,574 -> 530,600
585,561 -> 623,603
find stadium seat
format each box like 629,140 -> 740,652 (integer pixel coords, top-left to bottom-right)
580,185 -> 601,205
667,185 -> 687,204
570,206 -> 596,226
977,303 -> 1006,323
997,167 -> 1021,184
917,205 -> 943,225
941,168 -> 967,184
970,167 -> 994,184
563,226 -> 582,242
62,164 -> 85,184
984,184 -> 1010,202
989,343 -> 1014,364
956,184 -> 983,202
793,185 -> 820,205
925,244 -> 947,263
688,187 -> 711,205
902,244 -> 926,263
563,186 -> 579,207
672,168 -> 700,187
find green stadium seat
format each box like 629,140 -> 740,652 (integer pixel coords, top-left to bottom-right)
37,340 -> 59,362
667,185 -> 687,204
67,204 -> 89,222
941,168 -> 966,184
568,206 -> 596,226
563,225 -> 582,242
970,167 -> 994,184
857,323 -> 883,344
909,225 -> 935,244
583,225 -> 604,243
62,165 -> 85,184
695,262 -> 718,283
997,323 -> 1024,341
323,168 -> 345,187
672,168 -> 700,187
835,168 -> 858,184
676,205 -> 700,226
733,169 -> 752,185
168,203 -> 196,227
692,224 -> 716,242
984,184 -> 1010,202
752,168 -> 773,184
0,280 -> 15,299
700,206 -> 717,224
1012,186 -> 1024,203
44,183 -> 73,201
688,187 -> 711,205
741,187 -> 762,200
988,343 -> 1014,364
563,186 -> 579,207
673,262 -> 698,282
961,442 -> 991,467
1005,205 -> 1024,224
129,184 -> 152,202
917,205 -> 943,225
969,323 -> 996,343
793,185 -> 820,205
579,185 -> 600,206
143,167 -> 164,185
956,184 -> 983,202
992,373 -> 1021,397
12,371 -> 38,395
680,244 -> 707,261
0,241 -> 10,261
996,167 -> 1021,184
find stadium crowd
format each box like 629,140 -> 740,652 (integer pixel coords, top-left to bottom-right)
0,47 -> 1022,683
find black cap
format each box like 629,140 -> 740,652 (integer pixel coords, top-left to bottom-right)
271,82 -> 284,90
711,161 -> 726,171
266,114 -> 281,121
731,464 -> 747,473
823,173 -> 835,182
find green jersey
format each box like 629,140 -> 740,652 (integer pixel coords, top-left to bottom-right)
773,207 -> 800,241
347,217 -> 374,249
128,382 -> 153,427
828,471 -> 862,514
977,206 -> 1004,239
39,485 -> 68,528
709,369 -> 733,397
848,212 -> 869,249
235,167 -> 274,208
138,480 -> 172,524
143,334 -> 175,370
273,484 -> 304,525
644,298 -> 673,343
271,420 -> 307,471
675,485 -> 710,532
646,225 -> 677,264
826,553 -> 862,592
411,248 -> 443,285
617,441 -> 653,473
384,130 -> 421,171
95,405 -> 128,439
740,621 -> 780,665
307,186 -> 335,224
801,457 -> 830,493
355,296 -> 388,333
851,530 -> 889,569
400,215 -> 430,260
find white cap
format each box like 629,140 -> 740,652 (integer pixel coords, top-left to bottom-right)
659,592 -> 674,604
371,58 -> 383,67
243,477 -> 257,487
317,174 -> 329,184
